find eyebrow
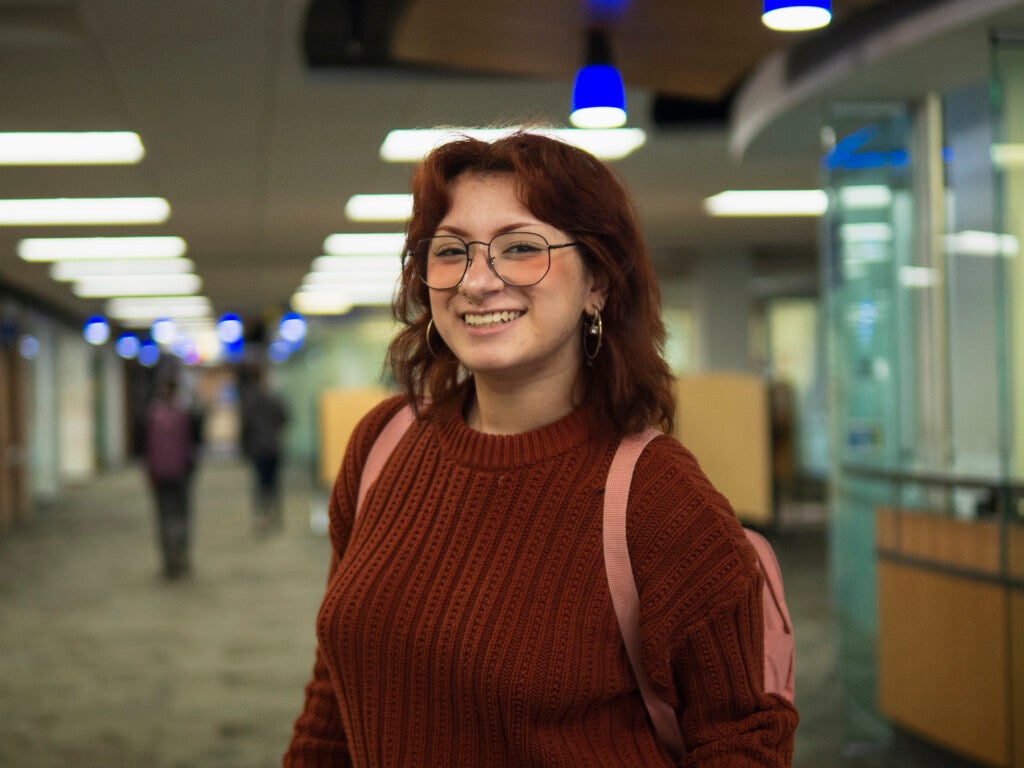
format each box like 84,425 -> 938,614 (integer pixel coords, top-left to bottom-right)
435,223 -> 542,238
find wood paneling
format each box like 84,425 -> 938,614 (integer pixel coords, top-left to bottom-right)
1013,589 -> 1024,768
674,373 -> 772,527
878,561 -> 1009,767
877,506 -> 1001,574
318,388 -> 392,488
1010,525 -> 1024,581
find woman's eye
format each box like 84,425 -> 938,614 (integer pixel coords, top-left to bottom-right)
434,247 -> 467,259
502,243 -> 543,256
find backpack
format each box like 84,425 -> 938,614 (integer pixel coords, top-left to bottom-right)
145,400 -> 193,482
355,405 -> 795,760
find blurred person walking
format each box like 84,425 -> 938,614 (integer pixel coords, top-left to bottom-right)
144,377 -> 198,579
240,367 -> 289,534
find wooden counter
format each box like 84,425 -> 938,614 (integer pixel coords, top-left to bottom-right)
877,506 -> 1024,767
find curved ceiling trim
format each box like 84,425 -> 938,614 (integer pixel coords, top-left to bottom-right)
728,0 -> 1021,159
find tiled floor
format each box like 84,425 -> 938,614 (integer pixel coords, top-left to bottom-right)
0,457 -> 986,767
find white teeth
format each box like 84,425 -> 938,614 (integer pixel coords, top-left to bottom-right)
463,311 -> 522,327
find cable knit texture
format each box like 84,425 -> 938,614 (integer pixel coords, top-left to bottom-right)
284,395 -> 798,767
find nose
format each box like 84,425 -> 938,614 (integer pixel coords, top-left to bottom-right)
459,242 -> 504,295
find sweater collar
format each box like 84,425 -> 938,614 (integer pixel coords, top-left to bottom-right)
433,402 -> 595,470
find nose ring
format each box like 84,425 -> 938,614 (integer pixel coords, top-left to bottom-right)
457,282 -> 483,306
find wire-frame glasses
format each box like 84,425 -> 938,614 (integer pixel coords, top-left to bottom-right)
409,231 -> 579,290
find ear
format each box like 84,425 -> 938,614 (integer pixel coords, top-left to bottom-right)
586,268 -> 609,313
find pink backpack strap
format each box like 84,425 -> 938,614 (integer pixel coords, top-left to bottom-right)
603,428 -> 686,760
603,429 -> 797,759
743,528 -> 796,702
356,403 -> 415,518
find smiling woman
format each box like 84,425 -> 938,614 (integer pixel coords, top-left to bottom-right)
283,132 -> 799,767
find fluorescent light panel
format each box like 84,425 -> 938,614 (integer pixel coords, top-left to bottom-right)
942,230 -> 1020,257
379,127 -> 646,163
291,291 -> 354,316
0,197 -> 170,225
310,254 -> 402,276
50,258 -> 194,281
106,296 -> 211,322
74,273 -> 202,298
322,232 -> 406,256
899,266 -> 938,288
18,236 -> 186,261
704,189 -> 828,216
0,132 -> 145,165
299,284 -> 395,301
990,143 -> 1024,166
345,194 -> 413,222
838,185 -> 892,209
840,222 -> 894,242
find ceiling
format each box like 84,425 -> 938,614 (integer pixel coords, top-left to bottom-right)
0,0 -> 1021,331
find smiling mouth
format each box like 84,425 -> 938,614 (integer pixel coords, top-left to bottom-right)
463,310 -> 523,327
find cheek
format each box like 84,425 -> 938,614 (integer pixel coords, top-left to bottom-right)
428,290 -> 449,319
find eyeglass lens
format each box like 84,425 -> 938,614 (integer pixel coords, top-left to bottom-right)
414,232 -> 552,289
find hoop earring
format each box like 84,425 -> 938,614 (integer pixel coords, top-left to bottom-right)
583,308 -> 603,364
425,317 -> 439,359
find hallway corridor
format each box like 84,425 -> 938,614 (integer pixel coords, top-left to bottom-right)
0,456 -> 981,767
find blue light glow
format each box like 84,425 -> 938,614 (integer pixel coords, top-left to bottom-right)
138,340 -> 160,367
216,312 -> 244,344
83,315 -> 110,345
115,333 -> 140,359
278,311 -> 307,345
18,334 -> 39,360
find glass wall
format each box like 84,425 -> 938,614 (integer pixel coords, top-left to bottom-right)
823,40 -> 1024,757
822,107 -> 915,742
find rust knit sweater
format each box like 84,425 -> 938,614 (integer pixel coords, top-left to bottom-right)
284,396 -> 798,767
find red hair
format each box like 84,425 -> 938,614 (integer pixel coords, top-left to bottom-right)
386,131 -> 674,436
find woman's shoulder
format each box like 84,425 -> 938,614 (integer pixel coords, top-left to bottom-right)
626,432 -> 758,611
346,393 -> 413,461
630,432 -> 737,522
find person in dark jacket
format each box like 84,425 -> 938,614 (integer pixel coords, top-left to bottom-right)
240,368 -> 289,534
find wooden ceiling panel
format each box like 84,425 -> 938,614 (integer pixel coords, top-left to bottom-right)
392,0 -> 895,102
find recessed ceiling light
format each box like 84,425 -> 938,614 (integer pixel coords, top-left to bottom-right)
379,127 -> 646,163
18,236 -> 187,261
0,131 -> 145,165
0,197 -> 170,225
703,190 -> 828,216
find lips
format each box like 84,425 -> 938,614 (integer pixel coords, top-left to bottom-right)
462,310 -> 523,327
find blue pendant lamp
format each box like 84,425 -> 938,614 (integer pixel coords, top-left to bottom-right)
762,0 -> 832,31
570,29 -> 627,129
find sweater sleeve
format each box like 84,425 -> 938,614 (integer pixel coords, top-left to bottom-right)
629,436 -> 799,767
282,395 -> 408,768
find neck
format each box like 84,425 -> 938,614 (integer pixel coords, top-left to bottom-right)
466,368 -> 583,435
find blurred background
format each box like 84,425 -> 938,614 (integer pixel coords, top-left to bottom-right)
1,0 -> 1023,766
